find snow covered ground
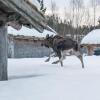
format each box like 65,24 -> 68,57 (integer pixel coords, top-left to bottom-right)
0,56 -> 100,100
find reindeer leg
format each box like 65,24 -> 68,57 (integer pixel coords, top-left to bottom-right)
52,51 -> 64,67
45,58 -> 50,62
75,51 -> 84,68
59,51 -> 67,66
52,60 -> 59,64
59,56 -> 63,67
77,55 -> 84,68
45,51 -> 55,62
52,57 -> 63,66
52,50 -> 60,64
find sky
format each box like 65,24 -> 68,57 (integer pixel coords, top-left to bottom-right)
44,0 -> 70,8
44,0 -> 90,14
44,0 -> 91,19
44,0 -> 100,25
44,0 -> 71,17
44,0 -> 69,18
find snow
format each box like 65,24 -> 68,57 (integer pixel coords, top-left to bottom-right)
81,29 -> 100,44
0,56 -> 100,100
8,26 -> 56,38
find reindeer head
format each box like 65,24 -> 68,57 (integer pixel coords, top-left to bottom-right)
41,34 -> 54,48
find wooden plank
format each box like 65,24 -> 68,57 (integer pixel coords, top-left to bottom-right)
0,25 -> 8,80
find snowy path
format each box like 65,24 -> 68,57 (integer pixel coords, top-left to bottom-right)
0,56 -> 100,100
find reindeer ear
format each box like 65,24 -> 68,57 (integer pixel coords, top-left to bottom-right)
46,34 -> 49,39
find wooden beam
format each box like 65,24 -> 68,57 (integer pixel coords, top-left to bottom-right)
0,0 -> 46,32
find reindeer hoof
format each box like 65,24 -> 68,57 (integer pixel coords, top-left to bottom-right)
82,65 -> 84,69
45,59 -> 49,62
52,61 -> 58,64
61,63 -> 63,67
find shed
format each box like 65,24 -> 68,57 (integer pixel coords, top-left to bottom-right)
81,29 -> 100,55
8,26 -> 56,58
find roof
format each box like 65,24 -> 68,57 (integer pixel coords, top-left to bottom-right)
0,0 -> 48,32
81,29 -> 100,45
8,26 -> 56,38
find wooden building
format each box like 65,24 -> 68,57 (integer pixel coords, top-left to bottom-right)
0,0 -> 51,80
8,34 -> 51,58
81,29 -> 100,55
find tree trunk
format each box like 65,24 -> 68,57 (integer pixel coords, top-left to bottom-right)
0,25 -> 8,81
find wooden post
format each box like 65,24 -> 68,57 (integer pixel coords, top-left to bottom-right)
0,25 -> 8,80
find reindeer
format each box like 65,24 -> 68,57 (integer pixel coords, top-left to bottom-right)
41,34 -> 84,68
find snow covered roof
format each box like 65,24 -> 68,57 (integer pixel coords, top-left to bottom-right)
8,26 -> 56,38
81,29 -> 100,45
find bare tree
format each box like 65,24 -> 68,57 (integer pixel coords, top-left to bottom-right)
70,0 -> 84,41
50,0 -> 58,16
63,6 -> 75,38
91,0 -> 97,28
90,0 -> 100,28
70,0 -> 75,27
50,0 -> 59,30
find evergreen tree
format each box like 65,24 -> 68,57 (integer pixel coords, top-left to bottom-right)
46,15 -> 98,41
